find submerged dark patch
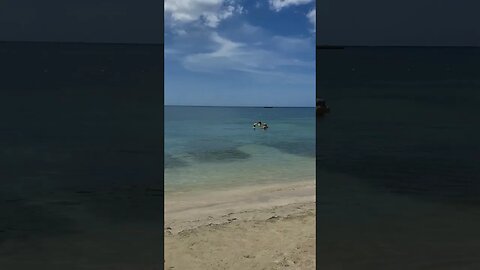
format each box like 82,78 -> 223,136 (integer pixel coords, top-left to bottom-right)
188,148 -> 250,162
264,141 -> 316,158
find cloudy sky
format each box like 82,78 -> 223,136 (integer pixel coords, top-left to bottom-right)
165,0 -> 316,107
0,0 -> 478,46
0,0 -> 316,106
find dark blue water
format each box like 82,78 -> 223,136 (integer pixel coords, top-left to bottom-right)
318,47 -> 480,203
0,42 -> 162,269
317,47 -> 480,269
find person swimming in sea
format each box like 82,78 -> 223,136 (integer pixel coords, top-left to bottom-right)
253,122 -> 267,129
253,121 -> 269,129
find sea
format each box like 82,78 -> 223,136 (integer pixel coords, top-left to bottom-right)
317,47 -> 480,269
0,42 -> 163,269
2,42 -> 479,269
165,106 -> 315,193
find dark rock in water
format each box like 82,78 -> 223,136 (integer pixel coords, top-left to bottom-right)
316,98 -> 330,117
188,148 -> 250,162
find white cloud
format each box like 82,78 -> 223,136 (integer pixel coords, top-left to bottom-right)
272,35 -> 312,52
181,32 -> 313,83
306,8 -> 315,31
269,0 -> 314,11
165,0 -> 243,28
240,23 -> 262,34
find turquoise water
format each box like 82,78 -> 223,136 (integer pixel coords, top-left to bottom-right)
165,106 -> 315,192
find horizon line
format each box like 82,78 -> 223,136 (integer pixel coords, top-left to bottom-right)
1,40 -> 478,48
165,105 -> 315,108
317,45 -> 479,48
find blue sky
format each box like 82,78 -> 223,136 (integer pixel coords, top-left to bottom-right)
165,0 -> 316,107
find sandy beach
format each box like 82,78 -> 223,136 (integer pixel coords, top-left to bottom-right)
164,180 -> 316,270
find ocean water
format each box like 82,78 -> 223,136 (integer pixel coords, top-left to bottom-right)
317,47 -> 480,268
0,42 -> 163,269
165,106 -> 315,193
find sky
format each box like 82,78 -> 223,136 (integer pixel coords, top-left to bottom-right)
164,0 -> 316,107
0,0 -> 478,45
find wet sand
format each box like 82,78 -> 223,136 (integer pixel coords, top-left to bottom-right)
164,181 -> 316,270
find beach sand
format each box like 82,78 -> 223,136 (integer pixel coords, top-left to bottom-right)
164,181 -> 316,270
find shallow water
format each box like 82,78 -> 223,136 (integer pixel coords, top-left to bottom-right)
165,106 -> 315,192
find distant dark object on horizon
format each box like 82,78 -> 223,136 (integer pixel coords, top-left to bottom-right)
316,98 -> 330,117
264,106 -> 274,108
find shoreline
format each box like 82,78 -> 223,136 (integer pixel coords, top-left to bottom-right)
164,180 -> 316,269
165,180 -> 315,233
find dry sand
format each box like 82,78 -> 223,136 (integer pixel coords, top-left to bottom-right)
164,181 -> 316,270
